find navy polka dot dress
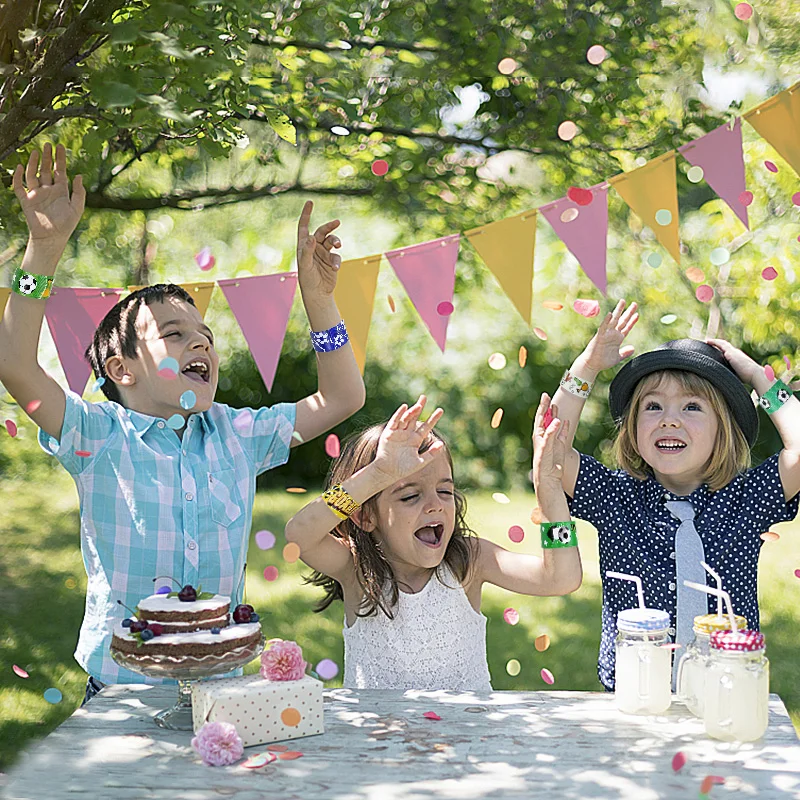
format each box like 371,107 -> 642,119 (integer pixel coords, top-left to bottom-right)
568,452 -> 799,690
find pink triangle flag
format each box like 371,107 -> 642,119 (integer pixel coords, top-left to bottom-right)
539,184 -> 609,296
385,234 -> 460,352
217,273 -> 297,392
45,287 -> 124,395
679,118 -> 749,230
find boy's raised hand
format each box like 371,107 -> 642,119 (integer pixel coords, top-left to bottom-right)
532,393 -> 570,490
13,144 -> 85,243
372,396 -> 445,485
296,200 -> 342,300
581,299 -> 638,372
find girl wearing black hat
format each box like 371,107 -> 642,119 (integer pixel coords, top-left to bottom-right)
551,300 -> 800,691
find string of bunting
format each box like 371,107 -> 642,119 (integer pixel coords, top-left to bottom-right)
0,81 -> 797,396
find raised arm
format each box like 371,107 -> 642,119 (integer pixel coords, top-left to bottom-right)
292,201 -> 365,445
0,144 -> 85,441
552,299 -> 638,497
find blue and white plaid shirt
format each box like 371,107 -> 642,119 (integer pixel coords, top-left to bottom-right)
39,391 -> 296,684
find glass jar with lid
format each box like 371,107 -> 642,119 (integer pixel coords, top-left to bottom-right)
615,608 -> 672,715
704,629 -> 769,742
677,613 -> 747,717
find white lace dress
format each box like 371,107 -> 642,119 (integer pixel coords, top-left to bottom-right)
343,565 -> 493,692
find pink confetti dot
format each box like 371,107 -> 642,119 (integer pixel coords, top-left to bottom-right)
734,2 -> 753,19
422,711 -> 441,720
567,187 -> 593,206
573,298 -> 600,317
795,569 -> 800,579
672,751 -> 687,772
764,365 -> 775,382
762,266 -> 778,281
315,658 -> 339,680
586,44 -> 607,65
255,530 -> 276,550
540,668 -> 555,685
263,565 -> 279,581
195,247 -> 216,271
557,121 -> 578,141
325,433 -> 341,458
508,525 -> 525,543
533,327 -> 548,341
371,160 -> 389,176
784,356 -> 792,372
4,419 -> 17,437
436,301 -> 454,316
765,160 -> 778,173
695,285 -> 714,303
157,368 -> 179,380
74,450 -> 92,457
503,607 -> 520,625
12,665 -> 29,679
25,399 -> 42,414
497,57 -> 517,75
738,190 -> 754,206
560,207 -> 579,224
542,407 -> 553,429
792,192 -> 800,207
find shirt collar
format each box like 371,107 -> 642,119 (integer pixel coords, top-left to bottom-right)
125,407 -> 215,438
645,475 -> 710,514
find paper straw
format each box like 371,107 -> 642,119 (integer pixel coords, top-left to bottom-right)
701,561 -> 723,617
606,571 -> 645,609
683,581 -> 737,632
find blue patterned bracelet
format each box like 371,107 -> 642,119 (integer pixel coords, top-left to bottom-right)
310,320 -> 349,353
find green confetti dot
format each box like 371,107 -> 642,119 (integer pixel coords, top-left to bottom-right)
710,247 -> 730,266
655,209 -> 672,226
506,659 -> 521,676
686,166 -> 704,183
647,253 -> 663,269
660,314 -> 678,325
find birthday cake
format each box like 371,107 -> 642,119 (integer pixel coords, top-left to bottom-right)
110,583 -> 262,661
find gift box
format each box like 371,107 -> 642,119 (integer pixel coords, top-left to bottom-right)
192,673 -> 323,747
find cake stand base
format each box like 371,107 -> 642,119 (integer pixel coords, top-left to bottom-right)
154,680 -> 194,731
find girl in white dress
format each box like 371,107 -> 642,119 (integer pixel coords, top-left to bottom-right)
285,394 -> 582,691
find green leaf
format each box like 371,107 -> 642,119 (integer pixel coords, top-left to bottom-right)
264,108 -> 297,145
110,22 -> 142,44
103,82 -> 139,109
197,592 -> 215,600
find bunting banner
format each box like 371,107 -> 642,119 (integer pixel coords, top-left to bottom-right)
385,234 -> 460,352
127,281 -> 216,318
217,273 -> 297,393
44,287 -> 125,395
334,256 -> 381,374
678,119 -> 749,230
539,184 -> 610,296
0,287 -> 9,321
743,81 -> 800,178
609,151 -> 681,264
464,211 -> 536,323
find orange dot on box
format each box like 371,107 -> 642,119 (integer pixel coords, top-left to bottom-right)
263,566 -> 279,581
508,525 -> 525,543
282,542 -> 301,563
371,160 -> 389,176
281,707 -> 302,727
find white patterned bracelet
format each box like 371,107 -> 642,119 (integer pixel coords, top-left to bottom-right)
560,369 -> 594,399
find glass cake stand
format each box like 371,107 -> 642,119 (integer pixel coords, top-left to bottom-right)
110,635 -> 265,731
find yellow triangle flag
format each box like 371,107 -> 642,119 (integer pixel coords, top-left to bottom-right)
127,282 -> 215,318
334,256 -> 381,374
0,288 -> 9,321
464,210 -> 537,324
744,82 -> 800,178
609,151 -> 681,264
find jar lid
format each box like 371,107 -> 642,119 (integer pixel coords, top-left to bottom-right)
617,608 -> 670,632
710,629 -> 765,652
693,613 -> 747,634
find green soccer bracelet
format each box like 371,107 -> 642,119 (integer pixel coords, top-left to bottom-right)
541,521 -> 578,549
12,266 -> 54,299
759,379 -> 793,415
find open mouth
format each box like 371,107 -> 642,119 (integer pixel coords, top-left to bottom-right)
181,360 -> 210,384
655,438 -> 686,453
414,524 -> 444,548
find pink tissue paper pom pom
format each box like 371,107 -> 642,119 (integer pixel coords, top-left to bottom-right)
260,638 -> 308,682
191,721 -> 244,767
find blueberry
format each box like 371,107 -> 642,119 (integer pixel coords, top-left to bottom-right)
140,629 -> 155,641
249,613 -> 260,623
210,627 -> 221,635
121,618 -> 132,628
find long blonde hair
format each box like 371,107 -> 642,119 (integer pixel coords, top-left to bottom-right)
613,370 -> 751,492
305,422 -> 477,618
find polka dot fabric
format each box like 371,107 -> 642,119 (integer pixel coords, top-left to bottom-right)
568,452 -> 798,690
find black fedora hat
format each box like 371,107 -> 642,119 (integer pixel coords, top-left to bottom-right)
608,339 -> 759,446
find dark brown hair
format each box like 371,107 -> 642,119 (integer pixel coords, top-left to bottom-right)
305,421 -> 477,618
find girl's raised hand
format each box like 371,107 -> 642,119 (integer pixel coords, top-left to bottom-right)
532,393 -> 570,490
582,299 -> 638,372
372,396 -> 445,485
705,338 -> 760,386
296,200 -> 342,300
12,144 -> 85,243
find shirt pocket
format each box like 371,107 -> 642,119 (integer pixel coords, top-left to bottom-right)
207,469 -> 243,527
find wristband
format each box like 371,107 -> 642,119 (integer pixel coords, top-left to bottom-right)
541,521 -> 578,549
310,321 -> 349,353
560,370 -> 593,399
11,266 -> 54,299
759,380 -> 793,415
322,484 -> 360,520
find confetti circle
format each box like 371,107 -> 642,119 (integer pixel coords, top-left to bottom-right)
530,506 -> 543,524
292,430 -> 305,444
518,346 -> 528,368
647,252 -> 663,269
315,658 -> 339,680
13,665 -> 29,679
503,607 -> 520,625
506,659 -> 521,676
557,121 -> 578,141
760,531 -> 780,542
508,525 -> 525,543
794,569 -> 800,579
423,711 -> 442,720
567,187 -> 593,206
286,487 -> 308,493
792,192 -> 800,207
709,247 -> 730,266
166,413 -> 185,430
764,364 -> 775,382
255,530 -> 276,550
540,668 -> 555,685
542,301 -> 563,310
497,57 -> 518,75
695,285 -> 714,303
672,751 -> 687,772
179,390 -> 196,410
488,353 -> 507,370
560,207 -> 579,224
586,44 -> 607,65
331,126 -> 350,136
91,377 -> 106,392
734,2 -> 753,20
387,295 -> 396,313
686,267 -> 705,283
371,160 -> 389,176
533,327 -> 547,341
655,208 -> 672,226
75,450 -> 92,457
686,166 -> 704,183
158,357 -> 180,377
278,751 -> 304,760
573,298 -> 600,318
491,408 -> 504,429
762,266 -> 778,281
325,433 -> 341,458
784,355 -> 792,371
156,585 -> 171,594
4,419 -> 17,437
660,314 -> 678,325
282,542 -> 301,563
65,577 -> 77,589
195,247 -> 215,271
25,400 -> 42,414
43,688 -> 62,704
436,301 -> 454,316
263,565 -> 279,581
492,492 -> 510,504
242,752 -> 277,769
281,707 -> 302,727
535,634 -> 551,652
764,160 -> 778,173
739,190 -> 754,206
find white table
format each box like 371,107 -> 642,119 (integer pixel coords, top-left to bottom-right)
3,687 -> 800,799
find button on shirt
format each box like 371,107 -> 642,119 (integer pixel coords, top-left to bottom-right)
568,452 -> 798,691
39,391 -> 296,684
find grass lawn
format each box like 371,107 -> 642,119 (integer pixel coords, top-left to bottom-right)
2,471 -> 799,770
